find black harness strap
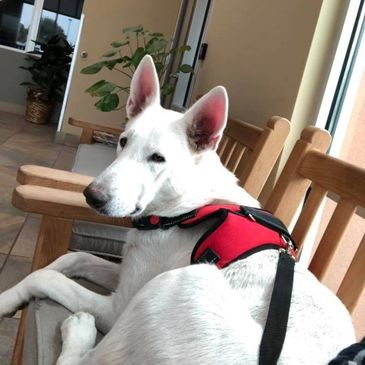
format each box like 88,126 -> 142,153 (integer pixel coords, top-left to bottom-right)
259,250 -> 295,365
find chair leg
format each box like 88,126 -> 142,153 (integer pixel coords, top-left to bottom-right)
31,215 -> 73,270
11,311 -> 26,365
11,215 -> 73,364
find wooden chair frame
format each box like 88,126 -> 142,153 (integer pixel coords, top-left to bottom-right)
264,129 -> 365,312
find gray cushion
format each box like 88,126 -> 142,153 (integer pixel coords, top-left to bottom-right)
72,143 -> 116,177
70,221 -> 128,258
22,280 -> 107,365
70,143 -> 128,257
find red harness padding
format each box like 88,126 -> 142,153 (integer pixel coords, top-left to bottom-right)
133,205 -> 297,269
180,205 -> 296,268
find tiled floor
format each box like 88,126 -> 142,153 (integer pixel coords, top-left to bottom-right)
0,111 -> 76,364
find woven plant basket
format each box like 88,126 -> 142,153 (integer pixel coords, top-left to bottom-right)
25,89 -> 53,125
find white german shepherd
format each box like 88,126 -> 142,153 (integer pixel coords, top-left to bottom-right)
0,55 -> 355,364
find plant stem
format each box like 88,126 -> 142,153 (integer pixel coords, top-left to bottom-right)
115,85 -> 130,94
114,67 -> 132,78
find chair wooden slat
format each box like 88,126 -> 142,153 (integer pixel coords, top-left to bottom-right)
291,184 -> 327,250
308,198 -> 357,281
234,150 -> 252,181
337,235 -> 365,313
217,135 -> 229,157
220,137 -> 237,166
226,145 -> 245,173
224,117 -> 262,150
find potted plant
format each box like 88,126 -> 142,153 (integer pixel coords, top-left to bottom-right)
81,25 -> 193,112
20,35 -> 73,124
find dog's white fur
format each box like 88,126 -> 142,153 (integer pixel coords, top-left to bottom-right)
0,55 -> 355,364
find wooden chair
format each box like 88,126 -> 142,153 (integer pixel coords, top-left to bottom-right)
9,115 -> 290,364
264,127 -> 365,313
69,115 -> 291,199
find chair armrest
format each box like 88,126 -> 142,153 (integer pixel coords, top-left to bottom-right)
12,185 -> 133,228
69,117 -> 123,144
17,165 -> 93,192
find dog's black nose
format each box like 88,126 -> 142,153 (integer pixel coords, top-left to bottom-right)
83,184 -> 110,209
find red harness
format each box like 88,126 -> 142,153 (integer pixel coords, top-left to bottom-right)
134,205 -> 297,267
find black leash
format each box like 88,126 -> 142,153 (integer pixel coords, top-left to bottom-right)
259,250 -> 295,365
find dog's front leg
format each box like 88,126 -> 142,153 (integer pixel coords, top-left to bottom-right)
0,269 -> 115,332
47,252 -> 120,291
60,264 -> 262,365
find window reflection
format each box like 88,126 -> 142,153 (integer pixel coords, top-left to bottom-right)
0,0 -> 83,51
36,0 -> 83,48
0,0 -> 34,50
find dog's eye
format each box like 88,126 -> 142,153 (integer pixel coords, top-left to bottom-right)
119,137 -> 127,148
148,153 -> 165,163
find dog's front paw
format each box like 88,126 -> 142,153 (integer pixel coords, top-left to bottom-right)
0,288 -> 26,319
60,312 -> 97,355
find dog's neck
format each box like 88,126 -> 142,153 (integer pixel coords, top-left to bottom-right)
141,152 -> 260,217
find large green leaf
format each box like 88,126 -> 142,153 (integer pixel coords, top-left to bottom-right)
85,80 -> 116,96
170,45 -> 191,54
130,48 -> 146,68
179,64 -> 194,73
95,93 -> 119,112
123,25 -> 144,34
102,50 -> 117,58
80,62 -> 104,74
146,38 -> 167,53
103,57 -> 125,70
111,41 -> 129,48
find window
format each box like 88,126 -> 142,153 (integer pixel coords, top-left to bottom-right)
0,0 -> 83,51
0,0 -> 34,50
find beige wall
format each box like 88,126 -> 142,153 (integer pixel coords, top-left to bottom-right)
282,0 -> 350,169
192,0 -> 323,127
62,0 -> 181,135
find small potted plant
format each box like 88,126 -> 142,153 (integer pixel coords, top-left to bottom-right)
81,25 -> 193,112
20,35 -> 73,124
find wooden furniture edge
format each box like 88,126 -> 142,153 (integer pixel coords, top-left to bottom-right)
264,127 -> 331,225
69,117 -> 123,144
238,116 -> 291,198
17,165 -> 93,192
12,185 -> 133,228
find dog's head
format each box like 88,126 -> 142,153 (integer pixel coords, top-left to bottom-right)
84,55 -> 228,218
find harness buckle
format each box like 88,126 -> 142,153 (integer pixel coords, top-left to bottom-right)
281,234 -> 296,260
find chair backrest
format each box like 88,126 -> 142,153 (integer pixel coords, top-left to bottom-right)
217,116 -> 290,198
265,127 -> 365,313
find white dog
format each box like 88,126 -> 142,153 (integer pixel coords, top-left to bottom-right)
0,55 -> 355,365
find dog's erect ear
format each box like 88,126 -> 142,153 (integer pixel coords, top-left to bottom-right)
127,55 -> 160,118
185,86 -> 228,152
